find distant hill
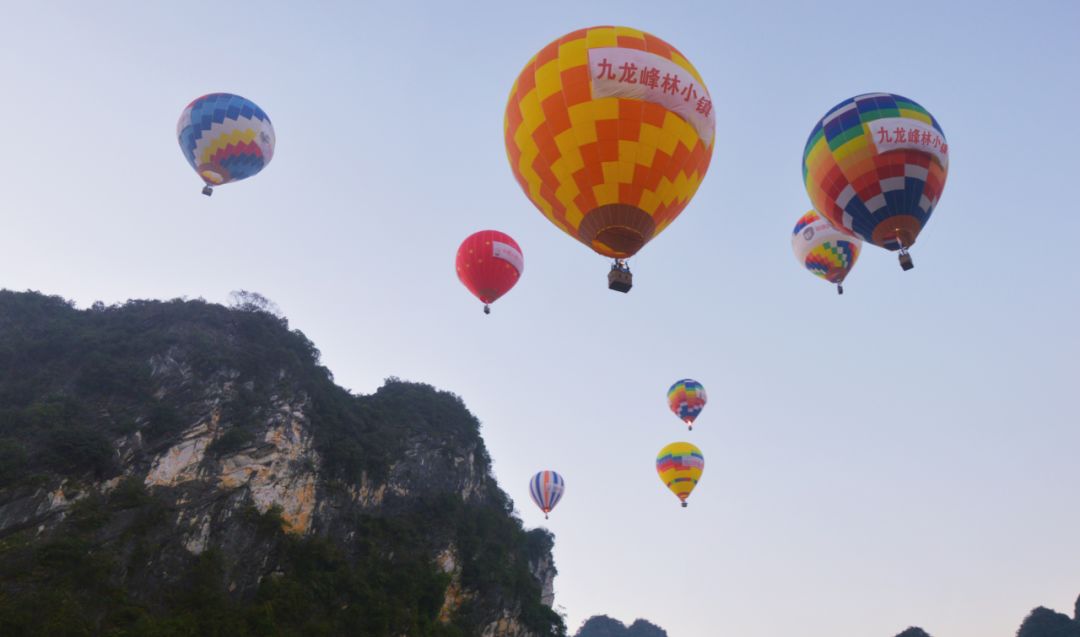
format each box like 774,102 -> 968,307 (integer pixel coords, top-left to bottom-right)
892,593 -> 1080,637
1016,606 -> 1080,637
575,615 -> 667,637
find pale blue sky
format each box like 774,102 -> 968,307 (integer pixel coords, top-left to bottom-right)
1,2 -> 1078,636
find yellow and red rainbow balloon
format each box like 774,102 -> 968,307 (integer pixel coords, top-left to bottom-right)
656,442 -> 704,508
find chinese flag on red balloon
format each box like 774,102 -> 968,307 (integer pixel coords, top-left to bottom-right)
455,230 -> 524,313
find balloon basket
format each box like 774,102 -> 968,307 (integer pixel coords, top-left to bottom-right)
483,304 -> 491,315
837,284 -> 844,295
608,266 -> 632,293
680,501 -> 687,508
202,185 -> 213,197
898,249 -> 914,271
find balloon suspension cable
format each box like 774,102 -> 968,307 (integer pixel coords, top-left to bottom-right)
483,304 -> 491,315
202,185 -> 213,197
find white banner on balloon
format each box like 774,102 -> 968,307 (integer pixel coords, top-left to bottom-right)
868,117 -> 949,168
588,47 -> 715,145
492,241 -> 524,274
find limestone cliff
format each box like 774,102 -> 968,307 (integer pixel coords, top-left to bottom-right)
0,291 -> 563,636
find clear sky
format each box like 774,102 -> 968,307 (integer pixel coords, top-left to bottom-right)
2,2 -> 1078,635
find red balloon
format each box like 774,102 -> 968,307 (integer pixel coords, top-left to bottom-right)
455,230 -> 523,313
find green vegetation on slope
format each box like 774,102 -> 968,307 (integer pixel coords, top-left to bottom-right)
0,290 -> 397,485
0,291 -> 564,637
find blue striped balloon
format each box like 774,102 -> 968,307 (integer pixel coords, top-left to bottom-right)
177,93 -> 275,195
529,471 -> 565,519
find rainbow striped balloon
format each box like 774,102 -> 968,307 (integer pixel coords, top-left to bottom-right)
791,210 -> 861,293
529,470 -> 565,519
177,93 -> 275,195
802,93 -> 947,268
667,379 -> 707,430
656,442 -> 704,507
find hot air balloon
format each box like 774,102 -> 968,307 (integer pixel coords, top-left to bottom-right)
791,210 -> 862,294
802,93 -> 948,271
529,471 -> 565,519
504,26 -> 716,292
656,442 -> 703,508
667,379 -> 706,430
177,93 -> 275,196
456,230 -> 524,314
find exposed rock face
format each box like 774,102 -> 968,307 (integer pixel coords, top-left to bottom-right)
482,610 -> 535,637
142,386 -> 320,537
531,549 -> 557,607
436,545 -> 471,623
0,292 -> 563,635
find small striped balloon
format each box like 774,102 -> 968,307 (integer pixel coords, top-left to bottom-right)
529,471 -> 565,519
656,442 -> 704,507
667,379 -> 707,430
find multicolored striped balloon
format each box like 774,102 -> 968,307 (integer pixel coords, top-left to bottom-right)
504,26 -> 715,262
667,379 -> 707,430
791,210 -> 862,294
656,442 -> 703,507
529,471 -> 565,519
802,93 -> 947,269
177,93 -> 275,196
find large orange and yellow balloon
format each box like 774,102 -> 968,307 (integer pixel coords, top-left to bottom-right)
504,26 -> 715,261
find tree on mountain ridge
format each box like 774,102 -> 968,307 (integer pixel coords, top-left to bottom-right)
1016,607 -> 1080,637
575,615 -> 667,637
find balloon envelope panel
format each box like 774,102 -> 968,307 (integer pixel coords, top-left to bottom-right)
505,26 -> 715,259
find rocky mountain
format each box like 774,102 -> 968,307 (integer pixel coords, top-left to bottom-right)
574,615 -> 667,637
0,291 -> 563,636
